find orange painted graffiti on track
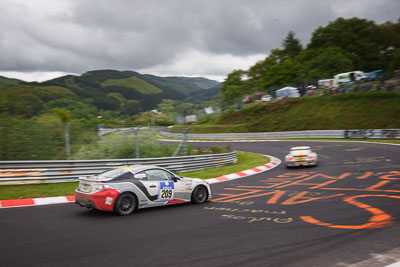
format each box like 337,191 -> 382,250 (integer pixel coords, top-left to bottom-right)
301,194 -> 400,229
211,171 -> 400,229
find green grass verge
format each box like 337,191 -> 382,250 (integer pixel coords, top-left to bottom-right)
0,151 -> 269,200
176,151 -> 269,179
0,182 -> 79,200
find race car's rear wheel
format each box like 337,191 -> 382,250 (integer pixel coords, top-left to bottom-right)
114,193 -> 137,216
191,186 -> 208,204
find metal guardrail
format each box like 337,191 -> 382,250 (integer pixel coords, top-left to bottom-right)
161,129 -> 400,140
0,152 -> 237,185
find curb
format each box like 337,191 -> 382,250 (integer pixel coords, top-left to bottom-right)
205,155 -> 281,184
160,139 -> 279,143
0,155 -> 281,209
0,196 -> 75,209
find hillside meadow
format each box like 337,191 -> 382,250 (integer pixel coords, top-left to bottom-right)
175,91 -> 400,133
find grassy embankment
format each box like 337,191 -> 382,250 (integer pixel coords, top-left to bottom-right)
280,138 -> 400,144
171,91 -> 400,133
0,151 -> 268,200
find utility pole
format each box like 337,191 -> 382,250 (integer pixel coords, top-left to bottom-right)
173,127 -> 191,157
65,122 -> 72,160
134,125 -> 142,158
97,123 -> 104,140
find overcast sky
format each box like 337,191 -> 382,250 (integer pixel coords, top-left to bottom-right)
0,0 -> 399,82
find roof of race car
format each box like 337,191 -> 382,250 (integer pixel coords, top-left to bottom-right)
116,165 -> 166,174
290,146 -> 311,151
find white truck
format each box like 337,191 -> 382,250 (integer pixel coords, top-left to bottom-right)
334,71 -> 366,86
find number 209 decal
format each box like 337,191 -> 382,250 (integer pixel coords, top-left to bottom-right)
158,181 -> 174,201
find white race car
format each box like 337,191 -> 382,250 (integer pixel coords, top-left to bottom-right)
75,165 -> 212,216
285,146 -> 318,167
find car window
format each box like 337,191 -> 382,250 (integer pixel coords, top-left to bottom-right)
97,168 -> 130,179
144,169 -> 175,181
133,172 -> 147,180
112,171 -> 134,181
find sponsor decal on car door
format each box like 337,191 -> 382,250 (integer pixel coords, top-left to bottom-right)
159,181 -> 174,201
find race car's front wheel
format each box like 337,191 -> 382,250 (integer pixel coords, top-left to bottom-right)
114,193 -> 137,216
191,186 -> 208,204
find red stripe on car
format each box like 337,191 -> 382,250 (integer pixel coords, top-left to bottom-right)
167,199 -> 186,204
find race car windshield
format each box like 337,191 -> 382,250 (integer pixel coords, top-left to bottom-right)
290,150 -> 309,155
291,147 -> 310,151
97,168 -> 130,179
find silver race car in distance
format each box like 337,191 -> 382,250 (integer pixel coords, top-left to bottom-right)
285,146 -> 318,167
75,165 -> 212,216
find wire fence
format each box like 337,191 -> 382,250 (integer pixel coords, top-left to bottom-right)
0,120 -> 223,161
0,119 -> 97,161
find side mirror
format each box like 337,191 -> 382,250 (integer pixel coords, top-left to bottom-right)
173,176 -> 180,182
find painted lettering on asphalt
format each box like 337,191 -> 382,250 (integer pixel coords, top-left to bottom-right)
204,206 -> 286,214
220,214 -> 293,224
210,171 -> 400,229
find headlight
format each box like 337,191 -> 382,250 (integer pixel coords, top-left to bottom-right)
94,184 -> 111,191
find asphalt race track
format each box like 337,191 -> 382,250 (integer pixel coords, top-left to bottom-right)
1,141 -> 399,267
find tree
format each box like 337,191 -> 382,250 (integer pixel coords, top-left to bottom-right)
107,92 -> 125,108
93,96 -> 121,111
308,17 -> 384,71
0,85 -> 78,118
221,70 -> 248,103
175,102 -> 200,116
121,100 -> 142,116
221,17 -> 400,98
264,58 -> 300,88
157,99 -> 176,114
45,99 -> 97,119
282,31 -> 303,59
52,108 -> 72,122
388,49 -> 400,72
298,46 -> 354,79
379,19 -> 400,72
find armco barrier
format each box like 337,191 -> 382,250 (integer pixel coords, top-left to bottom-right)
0,152 -> 237,185
161,129 -> 400,140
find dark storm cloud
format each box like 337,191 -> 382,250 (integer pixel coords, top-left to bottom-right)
0,0 -> 399,78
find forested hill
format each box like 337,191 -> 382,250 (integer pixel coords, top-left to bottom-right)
221,17 -> 400,103
0,75 -> 20,89
0,70 -> 220,119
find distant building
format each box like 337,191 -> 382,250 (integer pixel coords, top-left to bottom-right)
204,107 -> 214,114
185,115 -> 198,123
